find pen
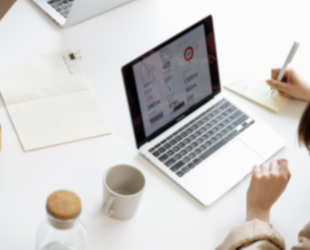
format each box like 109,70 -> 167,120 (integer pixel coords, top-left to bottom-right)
271,42 -> 300,95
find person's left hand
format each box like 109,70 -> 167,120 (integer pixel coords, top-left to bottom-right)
246,159 -> 291,222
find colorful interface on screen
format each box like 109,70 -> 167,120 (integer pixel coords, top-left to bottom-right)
133,25 -> 212,137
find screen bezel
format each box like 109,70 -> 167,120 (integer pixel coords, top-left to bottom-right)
122,15 -> 221,149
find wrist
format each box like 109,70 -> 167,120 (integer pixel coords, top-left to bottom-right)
246,207 -> 270,222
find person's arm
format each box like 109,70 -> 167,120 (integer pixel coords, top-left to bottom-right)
217,219 -> 284,250
0,0 -> 16,21
246,160 -> 291,222
266,68 -> 310,102
292,222 -> 310,250
217,159 -> 291,250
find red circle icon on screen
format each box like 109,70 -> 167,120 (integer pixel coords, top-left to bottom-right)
184,46 -> 194,61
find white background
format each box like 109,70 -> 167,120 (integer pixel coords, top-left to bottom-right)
1,0 -> 310,249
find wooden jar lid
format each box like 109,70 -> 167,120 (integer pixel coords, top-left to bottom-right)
46,190 -> 81,220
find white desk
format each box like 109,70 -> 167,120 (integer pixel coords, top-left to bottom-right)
1,0 -> 310,249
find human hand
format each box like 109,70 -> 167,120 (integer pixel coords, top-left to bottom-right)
266,68 -> 310,102
246,159 -> 291,222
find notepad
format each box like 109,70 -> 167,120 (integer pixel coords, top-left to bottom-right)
0,50 -> 112,151
224,67 -> 287,112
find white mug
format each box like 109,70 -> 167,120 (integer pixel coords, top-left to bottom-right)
103,164 -> 145,220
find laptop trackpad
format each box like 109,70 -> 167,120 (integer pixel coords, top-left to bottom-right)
190,139 -> 264,205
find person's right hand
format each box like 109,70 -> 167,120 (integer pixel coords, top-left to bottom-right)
266,68 -> 310,102
246,159 -> 291,222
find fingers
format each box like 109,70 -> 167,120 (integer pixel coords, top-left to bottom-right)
278,159 -> 291,180
253,162 -> 272,177
253,165 -> 260,176
261,162 -> 269,176
271,68 -> 295,80
270,161 -> 279,174
271,68 -> 281,80
266,79 -> 291,93
278,90 -> 292,98
253,160 -> 291,182
252,165 -> 261,180
285,68 -> 296,80
271,68 -> 290,82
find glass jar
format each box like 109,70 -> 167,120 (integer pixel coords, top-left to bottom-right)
36,190 -> 87,250
36,214 -> 87,250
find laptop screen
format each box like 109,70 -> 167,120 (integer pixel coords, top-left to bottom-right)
133,24 -> 212,137
122,15 -> 220,148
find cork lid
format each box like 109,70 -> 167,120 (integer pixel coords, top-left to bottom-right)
46,190 -> 81,220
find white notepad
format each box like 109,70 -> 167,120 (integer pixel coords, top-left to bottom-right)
224,67 -> 287,112
0,50 -> 112,151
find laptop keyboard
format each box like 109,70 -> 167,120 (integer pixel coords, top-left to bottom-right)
148,98 -> 255,178
47,0 -> 74,19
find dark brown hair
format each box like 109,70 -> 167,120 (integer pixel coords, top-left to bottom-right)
298,102 -> 310,150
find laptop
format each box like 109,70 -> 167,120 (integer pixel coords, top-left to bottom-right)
122,15 -> 286,206
31,0 -> 134,28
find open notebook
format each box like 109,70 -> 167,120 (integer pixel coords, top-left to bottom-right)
224,67 -> 287,112
0,50 -> 112,151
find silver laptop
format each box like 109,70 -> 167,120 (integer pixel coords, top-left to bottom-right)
122,15 -> 286,206
31,0 -> 133,28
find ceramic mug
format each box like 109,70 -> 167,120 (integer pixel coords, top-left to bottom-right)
103,164 -> 145,220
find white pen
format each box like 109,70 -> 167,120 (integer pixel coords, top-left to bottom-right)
271,41 -> 300,95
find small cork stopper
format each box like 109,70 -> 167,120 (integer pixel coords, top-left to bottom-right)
46,190 -> 81,220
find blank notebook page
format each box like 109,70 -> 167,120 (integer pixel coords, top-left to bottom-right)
0,50 -> 90,105
224,67 -> 287,112
0,50 -> 112,151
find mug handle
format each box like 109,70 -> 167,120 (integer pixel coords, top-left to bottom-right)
103,195 -> 116,217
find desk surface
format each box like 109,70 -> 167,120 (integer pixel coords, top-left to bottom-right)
1,0 -> 310,249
